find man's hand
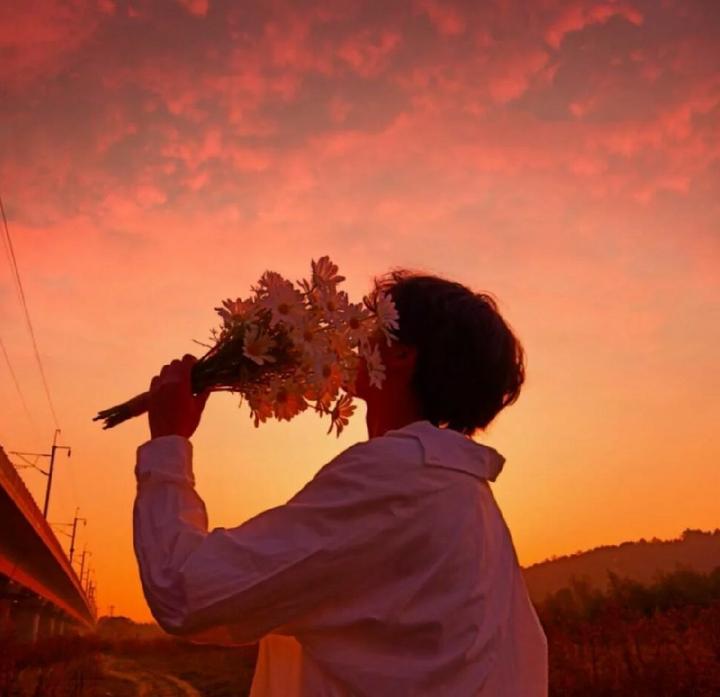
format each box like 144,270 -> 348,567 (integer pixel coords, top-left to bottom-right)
148,354 -> 210,440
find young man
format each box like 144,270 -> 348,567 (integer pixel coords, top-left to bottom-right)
133,271 -> 548,696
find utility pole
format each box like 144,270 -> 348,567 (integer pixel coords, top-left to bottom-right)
68,508 -> 86,565
44,429 -> 71,518
78,547 -> 91,585
10,429 -> 71,518
88,570 -> 97,612
83,565 -> 92,593
52,508 -> 86,564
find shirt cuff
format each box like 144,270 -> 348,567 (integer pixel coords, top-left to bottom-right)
135,435 -> 194,485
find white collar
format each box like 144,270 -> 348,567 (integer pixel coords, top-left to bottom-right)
385,420 -> 506,482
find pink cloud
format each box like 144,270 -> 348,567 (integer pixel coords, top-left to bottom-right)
0,0 -> 102,87
337,30 -> 402,78
263,15 -> 334,75
177,0 -> 209,18
328,96 -> 352,124
487,47 -> 550,104
415,0 -> 466,37
545,1 -> 644,49
1,0 -> 718,227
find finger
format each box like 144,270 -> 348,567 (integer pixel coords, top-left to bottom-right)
180,355 -> 196,377
164,359 -> 186,378
158,364 -> 182,387
166,355 -> 194,379
150,375 -> 160,391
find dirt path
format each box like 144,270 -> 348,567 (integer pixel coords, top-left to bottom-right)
99,655 -> 203,697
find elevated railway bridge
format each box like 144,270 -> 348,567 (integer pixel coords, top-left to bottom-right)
0,445 -> 95,641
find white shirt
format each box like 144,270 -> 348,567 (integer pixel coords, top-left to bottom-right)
133,420 -> 548,696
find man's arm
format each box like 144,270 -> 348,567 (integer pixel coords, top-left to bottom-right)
133,432 -> 428,644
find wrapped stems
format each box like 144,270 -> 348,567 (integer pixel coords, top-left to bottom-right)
93,361 -> 213,429
93,328 -> 295,430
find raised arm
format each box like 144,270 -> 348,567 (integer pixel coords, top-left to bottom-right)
133,434 -> 428,644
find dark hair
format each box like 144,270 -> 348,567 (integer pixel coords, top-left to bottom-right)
367,270 -> 526,435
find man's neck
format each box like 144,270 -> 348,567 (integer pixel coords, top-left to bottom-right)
365,400 -> 424,439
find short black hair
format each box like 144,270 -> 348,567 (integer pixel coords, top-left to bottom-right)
367,270 -> 526,435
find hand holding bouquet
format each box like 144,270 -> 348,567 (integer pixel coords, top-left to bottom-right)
93,257 -> 398,436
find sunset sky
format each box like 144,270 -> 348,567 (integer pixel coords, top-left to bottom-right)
1,0 -> 718,622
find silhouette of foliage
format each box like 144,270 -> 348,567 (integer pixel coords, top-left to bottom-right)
538,565 -> 720,696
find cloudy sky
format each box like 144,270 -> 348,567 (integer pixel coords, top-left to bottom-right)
1,0 -> 718,621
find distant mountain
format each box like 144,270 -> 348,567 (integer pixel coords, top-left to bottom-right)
522,528 -> 720,603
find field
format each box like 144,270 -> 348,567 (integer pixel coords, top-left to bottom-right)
0,637 -> 258,697
2,567 -> 719,696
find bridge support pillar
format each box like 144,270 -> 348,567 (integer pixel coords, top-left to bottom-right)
0,599 -> 11,636
38,606 -> 57,638
12,600 -> 41,644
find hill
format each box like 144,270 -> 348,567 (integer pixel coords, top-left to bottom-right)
523,528 -> 720,603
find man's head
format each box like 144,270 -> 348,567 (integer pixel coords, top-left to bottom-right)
355,270 -> 526,436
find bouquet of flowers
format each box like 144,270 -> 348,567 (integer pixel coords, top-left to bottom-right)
93,257 -> 399,436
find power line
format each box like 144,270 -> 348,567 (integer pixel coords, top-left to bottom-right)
0,194 -> 60,429
9,451 -> 46,473
0,335 -> 38,431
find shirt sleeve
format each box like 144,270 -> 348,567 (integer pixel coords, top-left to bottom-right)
133,434 -> 426,644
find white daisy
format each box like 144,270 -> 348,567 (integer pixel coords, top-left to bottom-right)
312,256 -> 345,289
374,291 -> 399,346
316,288 -> 349,329
257,275 -> 305,329
242,324 -> 276,365
215,297 -> 255,328
342,302 -> 372,345
361,340 -> 387,389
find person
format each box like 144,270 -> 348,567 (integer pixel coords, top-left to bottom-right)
133,270 -> 548,696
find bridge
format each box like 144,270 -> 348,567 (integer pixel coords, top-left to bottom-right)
0,444 -> 95,642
